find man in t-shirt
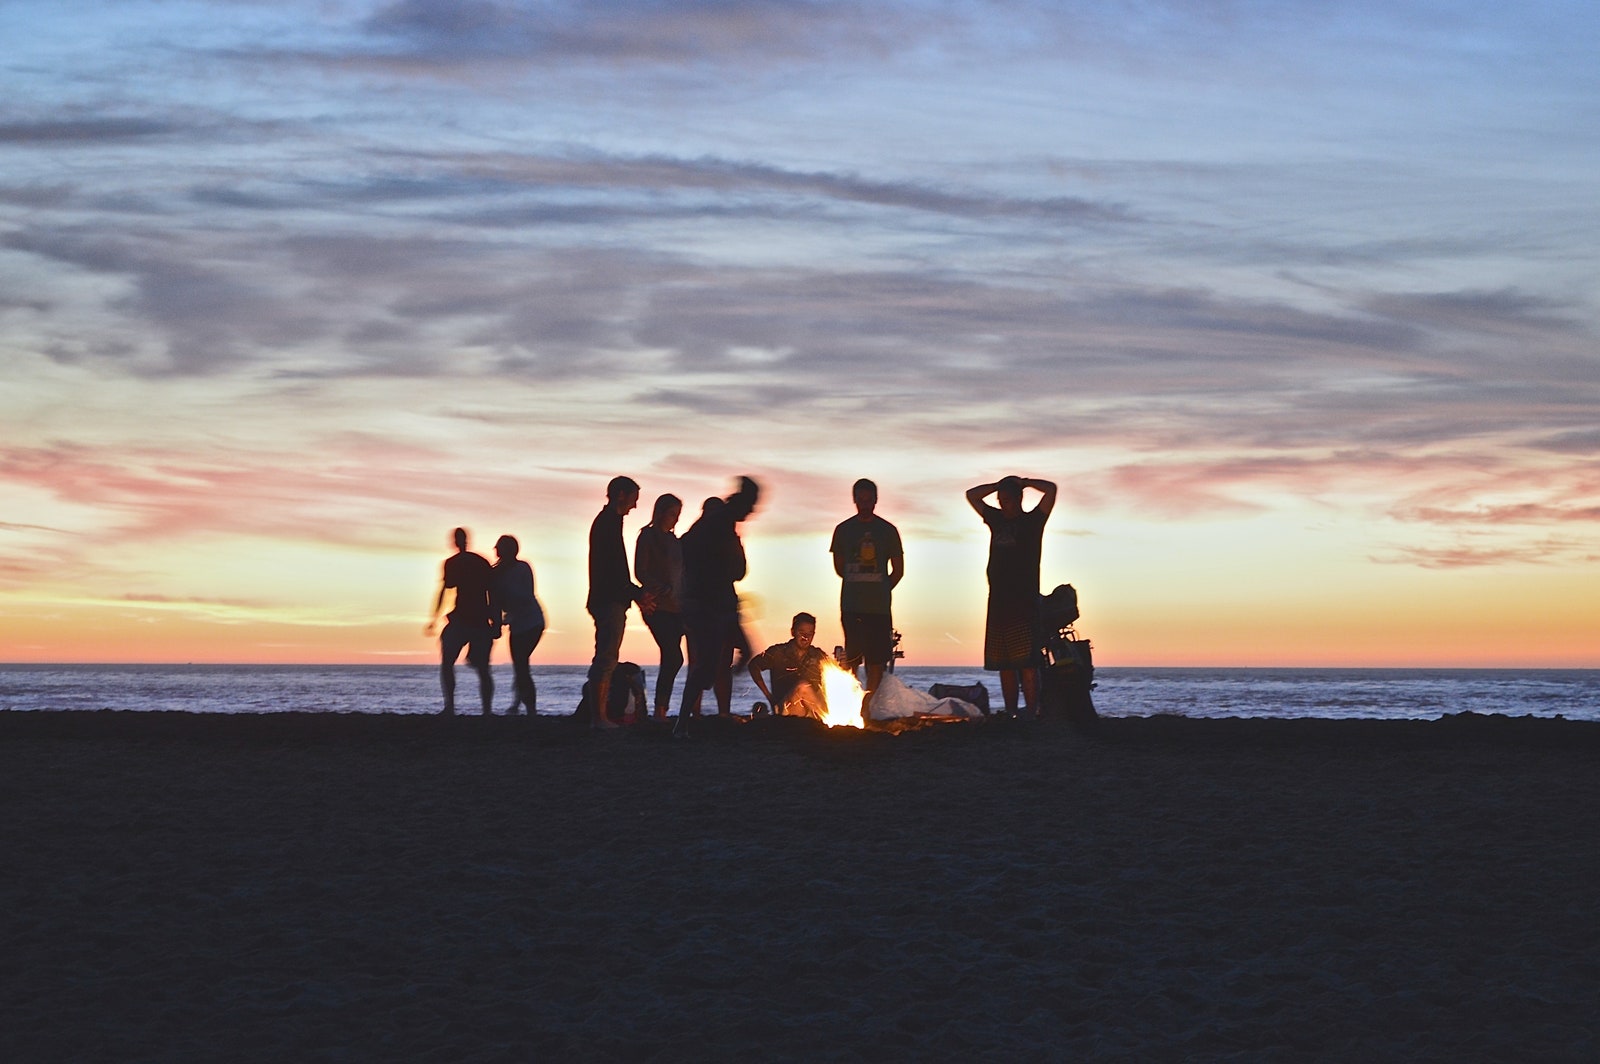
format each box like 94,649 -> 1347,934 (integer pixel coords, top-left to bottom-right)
748,612 -> 829,720
425,527 -> 499,715
829,478 -> 903,721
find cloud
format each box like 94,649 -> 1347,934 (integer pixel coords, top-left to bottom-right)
1397,503 -> 1600,526
1530,429 -> 1600,456
1372,538 -> 1587,569
2,226 -> 322,374
0,118 -> 183,145
1364,288 -> 1586,337
0,183 -> 74,208
432,150 -> 1135,226
357,0 -> 919,68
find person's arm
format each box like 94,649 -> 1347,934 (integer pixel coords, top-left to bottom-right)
634,529 -> 658,590
1028,478 -> 1058,519
886,522 -> 905,590
425,580 -> 446,635
966,482 -> 999,516
631,531 -> 657,614
747,652 -> 774,706
486,568 -> 502,637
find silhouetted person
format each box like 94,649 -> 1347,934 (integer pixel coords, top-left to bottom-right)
676,477 -> 760,738
636,493 -> 686,719
966,476 -> 1057,718
587,476 -> 653,730
492,534 -> 545,715
830,478 -> 903,723
425,527 -> 498,715
748,612 -> 829,720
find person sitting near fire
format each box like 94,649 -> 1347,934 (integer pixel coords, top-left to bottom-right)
747,612 -> 829,720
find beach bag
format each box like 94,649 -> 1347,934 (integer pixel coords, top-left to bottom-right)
577,662 -> 647,724
1041,637 -> 1097,733
929,682 -> 991,716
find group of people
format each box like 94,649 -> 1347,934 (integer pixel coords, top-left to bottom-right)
426,473 -> 1058,728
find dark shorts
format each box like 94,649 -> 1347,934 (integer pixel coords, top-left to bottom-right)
440,622 -> 494,668
841,611 -> 893,667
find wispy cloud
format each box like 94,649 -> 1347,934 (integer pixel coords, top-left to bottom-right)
357,0 -> 924,68
1373,538 -> 1589,569
0,117 -> 184,144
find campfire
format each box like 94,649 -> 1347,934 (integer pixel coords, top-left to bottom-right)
818,660 -> 866,729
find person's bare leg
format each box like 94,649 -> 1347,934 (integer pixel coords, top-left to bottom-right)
592,673 -> 617,729
1019,667 -> 1038,719
439,660 -> 455,715
714,669 -> 732,715
999,669 -> 1020,714
476,661 -> 494,715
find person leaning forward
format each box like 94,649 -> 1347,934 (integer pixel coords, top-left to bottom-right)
829,478 -> 902,723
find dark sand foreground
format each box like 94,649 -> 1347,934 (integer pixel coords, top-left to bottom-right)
4,710 -> 1598,1062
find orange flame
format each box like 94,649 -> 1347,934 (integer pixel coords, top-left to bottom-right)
818,660 -> 867,729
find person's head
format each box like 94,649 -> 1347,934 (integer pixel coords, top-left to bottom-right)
651,493 -> 682,532
996,475 -> 1025,517
607,475 -> 641,515
494,534 -> 518,562
452,527 -> 468,551
726,475 -> 760,522
791,612 -> 817,649
852,478 -> 877,518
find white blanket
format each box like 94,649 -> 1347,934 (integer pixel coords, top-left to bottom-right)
868,673 -> 985,720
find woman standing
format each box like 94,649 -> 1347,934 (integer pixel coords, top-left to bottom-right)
492,534 -> 546,715
635,494 -> 686,719
965,476 -> 1057,719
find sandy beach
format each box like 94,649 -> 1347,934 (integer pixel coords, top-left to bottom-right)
3,710 -> 1597,1061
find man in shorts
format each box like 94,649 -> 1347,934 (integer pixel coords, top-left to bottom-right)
425,527 -> 499,715
829,478 -> 902,722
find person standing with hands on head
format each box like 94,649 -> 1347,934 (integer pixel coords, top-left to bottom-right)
587,476 -> 654,730
829,478 -> 903,724
966,476 -> 1057,719
425,527 -> 499,716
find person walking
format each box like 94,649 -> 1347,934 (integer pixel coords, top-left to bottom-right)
676,477 -> 760,738
425,527 -> 498,715
492,534 -> 545,715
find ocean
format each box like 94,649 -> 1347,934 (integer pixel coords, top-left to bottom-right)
3,663 -> 1599,721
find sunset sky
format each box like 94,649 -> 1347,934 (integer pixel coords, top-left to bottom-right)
2,0 -> 1597,667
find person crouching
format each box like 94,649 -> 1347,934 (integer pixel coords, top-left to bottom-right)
747,612 -> 829,720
